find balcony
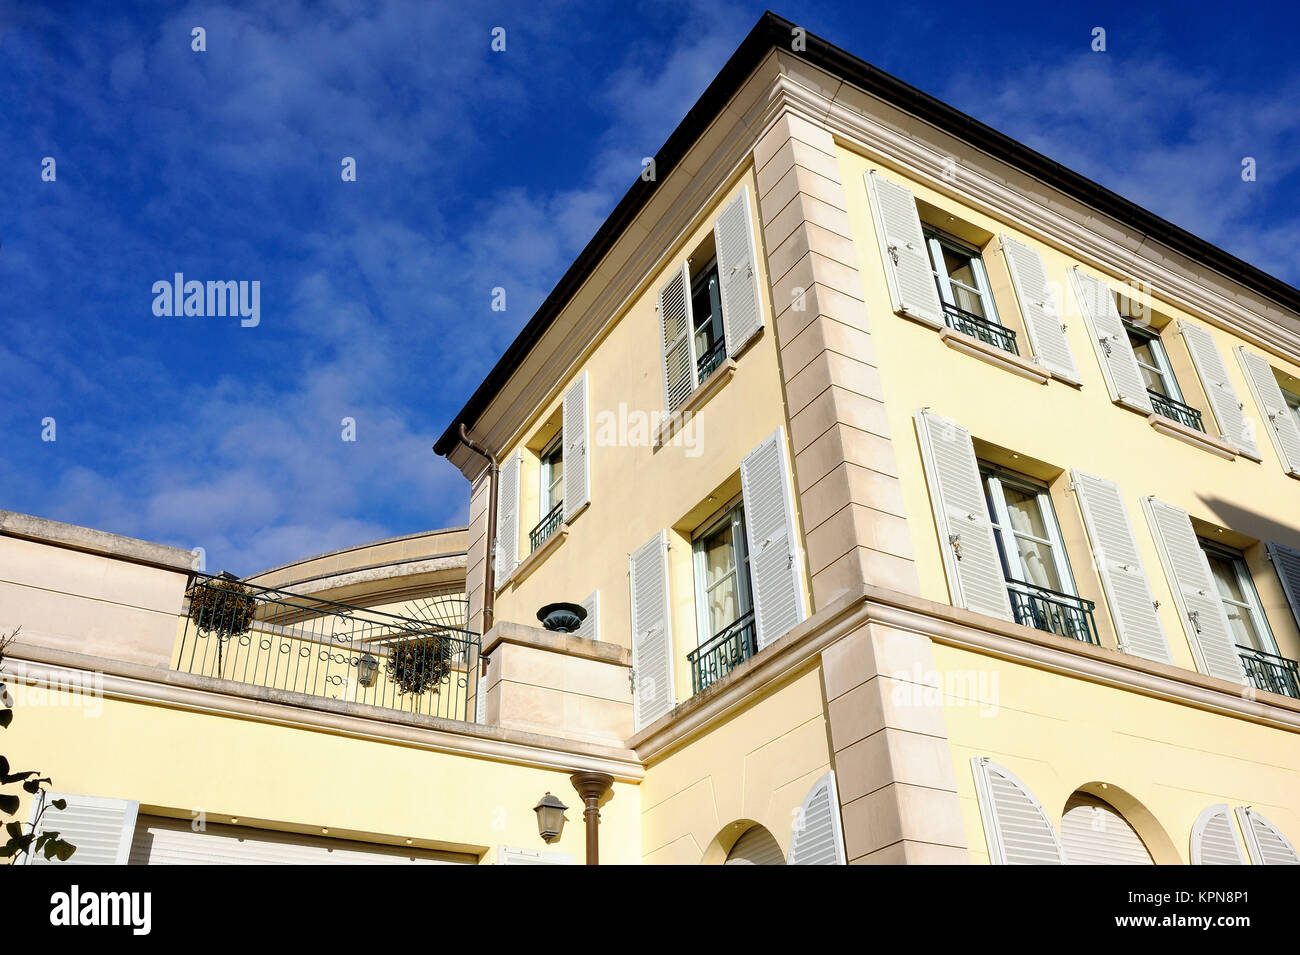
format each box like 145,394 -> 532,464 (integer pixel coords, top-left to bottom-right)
942,302 -> 1019,356
1147,389 -> 1206,432
529,501 -> 564,553
1237,644 -> 1300,700
1007,580 -> 1100,646
696,337 -> 727,382
687,611 -> 757,695
175,574 -> 480,721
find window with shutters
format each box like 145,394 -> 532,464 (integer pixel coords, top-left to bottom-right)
923,227 -> 1017,355
1126,321 -> 1206,432
1286,387 -> 1300,431
691,255 -> 727,382
1200,539 -> 1299,698
688,499 -> 757,695
530,431 -> 564,552
980,465 -> 1100,645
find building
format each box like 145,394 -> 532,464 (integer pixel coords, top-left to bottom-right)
6,12 -> 1300,865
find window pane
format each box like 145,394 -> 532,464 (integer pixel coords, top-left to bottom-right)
1223,601 -> 1263,650
1014,537 -> 1063,590
1002,486 -> 1049,539
1206,553 -> 1247,604
704,528 -> 735,587
708,577 -> 740,636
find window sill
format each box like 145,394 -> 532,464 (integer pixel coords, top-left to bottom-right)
939,328 -> 1049,385
655,358 -> 738,449
501,527 -> 568,592
1147,413 -> 1238,460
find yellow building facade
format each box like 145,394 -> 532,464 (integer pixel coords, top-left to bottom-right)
6,14 -> 1300,866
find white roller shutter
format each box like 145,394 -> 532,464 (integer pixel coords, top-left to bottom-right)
1070,268 -> 1153,413
475,664 -> 489,724
1179,322 -> 1260,458
713,186 -> 763,354
575,590 -> 600,642
971,758 -> 1064,864
1060,792 -> 1154,864
1191,804 -> 1247,865
1000,235 -> 1080,383
1142,498 -> 1248,684
629,530 -> 675,730
129,815 -> 472,864
495,451 -> 522,583
27,792 -> 138,865
740,428 -> 806,650
1070,470 -> 1172,663
788,771 -> 846,865
1236,347 -> 1300,475
1267,542 -> 1300,633
915,410 -> 1013,621
864,171 -> 943,327
1236,807 -> 1300,865
659,262 -> 697,412
562,371 -> 591,521
724,825 -> 787,865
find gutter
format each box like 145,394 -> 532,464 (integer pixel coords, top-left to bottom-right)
451,424 -> 498,637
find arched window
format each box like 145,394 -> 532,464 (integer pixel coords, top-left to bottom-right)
1190,804 -> 1246,865
724,825 -> 785,865
1236,807 -> 1300,865
971,758 -> 1063,864
1060,792 -> 1153,864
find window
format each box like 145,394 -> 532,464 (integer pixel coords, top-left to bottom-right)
529,434 -> 564,552
1126,323 -> 1205,432
1284,386 -> 1300,432
981,466 -> 1098,643
923,228 -> 1016,354
688,501 -> 756,693
691,258 -> 726,382
1199,541 -> 1277,655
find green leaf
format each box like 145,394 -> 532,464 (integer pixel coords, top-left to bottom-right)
4,821 -> 21,839
0,794 -> 19,815
22,777 -> 50,794
53,840 -> 75,861
42,838 -> 59,860
0,709 -> 12,729
0,756 -> 7,776
51,798 -> 66,811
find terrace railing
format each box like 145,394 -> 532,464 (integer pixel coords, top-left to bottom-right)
687,611 -> 758,695
1007,580 -> 1100,646
175,574 -> 480,721
529,501 -> 564,552
1237,644 -> 1300,700
941,302 -> 1019,356
1147,389 -> 1206,432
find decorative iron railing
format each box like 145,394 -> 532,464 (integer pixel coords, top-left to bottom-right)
942,302 -> 1019,355
1147,389 -> 1206,432
687,611 -> 758,695
696,337 -> 728,382
529,501 -> 564,552
1006,580 -> 1100,645
175,573 -> 480,721
1237,644 -> 1300,700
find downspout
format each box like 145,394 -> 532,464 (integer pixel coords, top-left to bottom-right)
456,424 -> 498,636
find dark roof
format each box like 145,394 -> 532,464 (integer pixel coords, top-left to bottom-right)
434,10 -> 1300,457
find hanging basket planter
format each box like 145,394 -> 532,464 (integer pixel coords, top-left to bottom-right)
187,578 -> 257,638
386,630 -> 457,695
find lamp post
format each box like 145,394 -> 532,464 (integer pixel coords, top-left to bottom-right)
533,792 -> 568,844
569,771 -> 614,865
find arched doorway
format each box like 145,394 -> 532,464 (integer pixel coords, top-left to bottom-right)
723,825 -> 786,865
1061,792 -> 1154,864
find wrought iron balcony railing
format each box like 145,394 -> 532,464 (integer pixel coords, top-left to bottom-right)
941,302 -> 1019,356
687,611 -> 758,695
529,500 -> 564,552
1237,644 -> 1300,700
1147,389 -> 1206,432
696,337 -> 727,382
176,573 -> 479,721
1006,580 -> 1100,645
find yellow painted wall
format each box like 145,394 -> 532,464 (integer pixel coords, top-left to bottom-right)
836,143 -> 1300,670
492,168 -> 807,705
5,686 -> 640,864
638,665 -> 831,863
935,642 -> 1300,863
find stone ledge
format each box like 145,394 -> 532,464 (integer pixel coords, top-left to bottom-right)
1146,413 -> 1239,460
0,510 -> 194,572
483,620 -> 630,666
654,358 -> 738,449
938,329 -> 1050,385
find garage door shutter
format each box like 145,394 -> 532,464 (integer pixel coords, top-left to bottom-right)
1060,793 -> 1153,864
128,816 -> 474,865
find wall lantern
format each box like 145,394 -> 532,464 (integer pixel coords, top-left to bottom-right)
533,792 -> 568,844
357,653 -> 380,688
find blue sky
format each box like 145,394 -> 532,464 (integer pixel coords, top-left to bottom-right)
3,1 -> 1298,574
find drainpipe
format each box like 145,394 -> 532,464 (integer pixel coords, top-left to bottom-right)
455,424 -> 498,636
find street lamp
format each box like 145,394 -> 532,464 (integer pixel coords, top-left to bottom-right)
356,653 -> 379,688
533,792 -> 568,844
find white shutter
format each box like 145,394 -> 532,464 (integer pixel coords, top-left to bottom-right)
1000,235 -> 1080,383
1236,807 -> 1300,865
575,590 -> 600,642
724,825 -> 787,865
1070,268 -> 1153,413
495,451 -> 521,583
864,171 -> 943,327
714,186 -> 763,354
1070,470 -> 1172,663
475,666 -> 489,724
788,771 -> 846,865
1191,804 -> 1247,865
1142,498 -> 1248,684
971,758 -> 1064,864
914,410 -> 1013,621
1267,542 -> 1300,632
28,792 -> 139,865
740,428 -> 806,650
659,262 -> 697,412
1235,347 -> 1300,475
629,530 -> 674,730
1179,322 -> 1260,458
1060,792 -> 1153,864
562,371 -> 590,521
